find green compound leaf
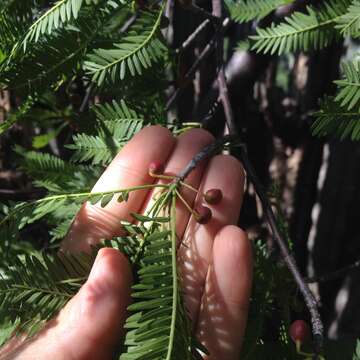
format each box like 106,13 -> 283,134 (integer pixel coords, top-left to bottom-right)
312,96 -> 360,141
334,60 -> 360,112
250,0 -> 350,55
120,192 -> 203,360
21,0 -> 98,49
84,10 -> 167,86
336,0 -> 360,37
67,100 -> 143,165
0,250 -> 94,337
226,0 -> 291,23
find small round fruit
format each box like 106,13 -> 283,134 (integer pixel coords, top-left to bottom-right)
148,161 -> 163,175
289,320 -> 311,344
194,205 -> 212,224
204,188 -> 223,205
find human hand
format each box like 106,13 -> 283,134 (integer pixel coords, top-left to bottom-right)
0,126 -> 253,360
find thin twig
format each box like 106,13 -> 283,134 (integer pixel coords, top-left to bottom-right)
166,36 -> 216,110
166,18 -> 230,111
306,259 -> 360,283
176,19 -> 210,54
210,0 -> 323,354
212,0 -> 236,134
216,72 -> 237,135
174,134 -> 238,182
239,148 -> 324,354
79,84 -> 93,113
201,99 -> 221,125
184,3 -> 221,26
120,13 -> 138,33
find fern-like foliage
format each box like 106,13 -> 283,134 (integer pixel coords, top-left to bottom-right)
119,193 -> 203,360
0,96 -> 35,134
0,181 -> 205,357
250,0 -> 350,55
0,0 -> 39,18
226,0 -> 291,23
313,61 -> 360,141
67,100 -> 143,165
0,0 -> 34,52
15,147 -> 97,191
0,250 -> 94,339
240,239 -> 296,357
12,147 -> 101,242
0,183 -> 163,251
21,0 -> 98,49
84,9 -> 167,86
334,60 -> 360,112
1,16 -> 100,94
336,0 -> 360,37
0,14 -> 29,55
312,96 -> 360,140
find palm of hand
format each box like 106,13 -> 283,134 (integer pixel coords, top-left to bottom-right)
0,127 -> 252,360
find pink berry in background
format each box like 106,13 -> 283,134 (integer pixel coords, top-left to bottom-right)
289,320 -> 311,344
148,160 -> 163,175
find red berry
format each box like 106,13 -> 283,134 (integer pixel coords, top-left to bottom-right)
289,320 -> 311,344
148,161 -> 163,175
194,205 -> 212,224
204,188 -> 223,205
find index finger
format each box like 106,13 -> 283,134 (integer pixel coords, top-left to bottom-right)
61,126 -> 176,253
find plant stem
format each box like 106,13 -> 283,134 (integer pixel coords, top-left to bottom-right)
166,36 -> 216,111
175,189 -> 194,214
0,183 -> 169,228
306,258 -> 360,283
239,148 -> 324,354
212,0 -> 323,354
176,19 -> 210,54
79,84 -> 93,113
41,184 -> 168,203
179,180 -> 198,194
212,0 -> 235,134
166,18 -> 230,111
120,12 -> 138,33
184,3 -> 222,26
132,189 -> 172,265
166,190 -> 178,360
174,134 -> 238,182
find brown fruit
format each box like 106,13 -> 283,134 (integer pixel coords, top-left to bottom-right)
204,188 -> 223,205
289,320 -> 311,344
194,205 -> 212,224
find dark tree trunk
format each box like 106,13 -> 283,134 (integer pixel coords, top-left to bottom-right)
312,140 -> 360,338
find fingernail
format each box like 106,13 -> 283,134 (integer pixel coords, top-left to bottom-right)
80,255 -> 110,318
88,250 -> 107,286
88,252 -> 103,281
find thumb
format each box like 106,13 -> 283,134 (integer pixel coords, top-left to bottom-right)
5,248 -> 132,360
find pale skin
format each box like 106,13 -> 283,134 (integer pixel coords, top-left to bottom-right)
0,126 -> 253,360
